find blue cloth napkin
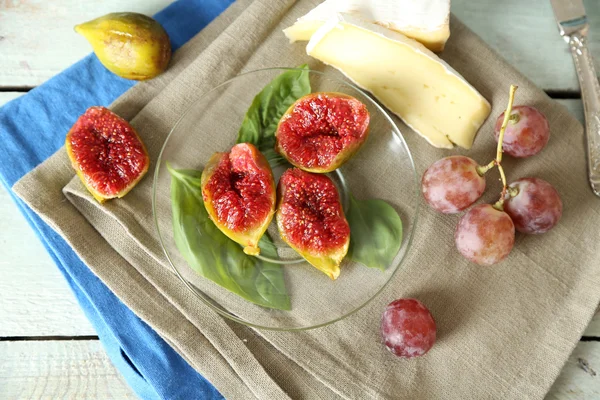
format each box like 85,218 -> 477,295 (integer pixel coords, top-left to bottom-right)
0,1 -> 234,398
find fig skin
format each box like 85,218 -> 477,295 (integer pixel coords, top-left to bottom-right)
275,92 -> 370,173
201,143 -> 276,256
65,106 -> 150,203
276,168 -> 350,279
75,12 -> 171,80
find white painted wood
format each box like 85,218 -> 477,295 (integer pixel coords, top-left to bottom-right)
0,0 -> 175,87
452,0 -> 600,92
0,92 -> 24,105
1,339 -> 597,400
547,342 -> 600,399
0,340 -> 135,399
0,0 -> 598,90
0,184 -> 96,337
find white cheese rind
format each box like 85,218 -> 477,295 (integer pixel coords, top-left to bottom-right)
284,0 -> 450,52
306,14 -> 491,149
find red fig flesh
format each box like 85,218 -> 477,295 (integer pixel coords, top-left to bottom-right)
65,106 -> 150,203
275,92 -> 370,173
276,168 -> 350,279
201,143 -> 276,256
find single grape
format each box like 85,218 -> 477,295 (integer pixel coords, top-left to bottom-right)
455,204 -> 515,266
421,156 -> 486,214
494,105 -> 549,158
380,298 -> 436,358
504,177 -> 562,234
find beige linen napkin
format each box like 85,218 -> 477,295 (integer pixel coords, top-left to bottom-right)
14,0 -> 600,398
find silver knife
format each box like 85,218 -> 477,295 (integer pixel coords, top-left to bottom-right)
551,0 -> 600,197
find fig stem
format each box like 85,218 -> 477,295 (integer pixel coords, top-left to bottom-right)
244,246 -> 261,256
492,84 -> 518,209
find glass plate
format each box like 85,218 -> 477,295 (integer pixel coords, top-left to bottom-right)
153,68 -> 419,330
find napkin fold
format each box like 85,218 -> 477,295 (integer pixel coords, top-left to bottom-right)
13,0 -> 600,398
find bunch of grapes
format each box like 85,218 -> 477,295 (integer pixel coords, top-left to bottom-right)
422,85 -> 562,266
379,87 -> 562,361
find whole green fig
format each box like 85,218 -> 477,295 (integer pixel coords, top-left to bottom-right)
75,12 -> 171,80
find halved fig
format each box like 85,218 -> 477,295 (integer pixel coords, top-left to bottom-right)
276,168 -> 350,279
275,92 -> 370,173
201,143 -> 276,256
65,106 -> 150,203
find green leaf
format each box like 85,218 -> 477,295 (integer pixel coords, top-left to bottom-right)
346,194 -> 403,271
167,164 -> 291,310
237,65 -> 311,152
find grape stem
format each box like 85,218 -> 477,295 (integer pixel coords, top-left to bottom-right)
491,85 -> 518,211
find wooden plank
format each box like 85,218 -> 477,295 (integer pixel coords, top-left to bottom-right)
0,340 -> 135,399
0,92 -> 24,106
0,339 -> 597,400
0,0 -> 175,87
0,0 -> 598,90
452,0 -> 600,92
0,184 -> 96,337
547,342 -> 600,399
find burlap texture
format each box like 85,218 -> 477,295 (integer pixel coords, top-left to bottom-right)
13,0 -> 600,398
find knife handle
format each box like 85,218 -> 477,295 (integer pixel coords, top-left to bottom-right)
569,33 -> 600,196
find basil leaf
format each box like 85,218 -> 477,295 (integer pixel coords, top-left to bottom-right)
237,65 -> 311,151
167,164 -> 291,310
346,194 -> 403,271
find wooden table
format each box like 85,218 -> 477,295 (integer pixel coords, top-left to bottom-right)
0,0 -> 599,398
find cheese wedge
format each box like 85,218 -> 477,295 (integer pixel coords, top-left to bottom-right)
306,15 -> 491,149
284,0 -> 450,52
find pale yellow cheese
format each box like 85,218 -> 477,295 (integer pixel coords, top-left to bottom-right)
306,15 -> 491,149
284,0 -> 450,52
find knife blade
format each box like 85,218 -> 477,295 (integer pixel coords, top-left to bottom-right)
550,0 -> 600,197
550,0 -> 587,37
